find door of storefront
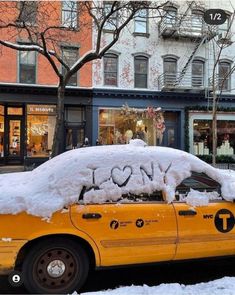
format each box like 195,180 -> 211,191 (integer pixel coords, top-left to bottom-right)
162,122 -> 179,148
160,112 -> 180,149
65,126 -> 85,150
5,114 -> 24,164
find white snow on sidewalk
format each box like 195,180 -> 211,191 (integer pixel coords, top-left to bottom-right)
80,277 -> 235,295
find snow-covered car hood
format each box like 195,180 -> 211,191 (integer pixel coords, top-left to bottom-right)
0,139 -> 235,218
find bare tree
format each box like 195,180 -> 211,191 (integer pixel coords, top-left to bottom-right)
209,11 -> 235,166
0,1 -> 167,157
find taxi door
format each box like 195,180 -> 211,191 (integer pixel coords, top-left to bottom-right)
173,200 -> 235,260
70,201 -> 177,267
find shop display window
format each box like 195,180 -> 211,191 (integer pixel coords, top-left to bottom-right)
99,108 -> 155,145
27,105 -> 56,157
0,106 -> 4,157
193,119 -> 235,156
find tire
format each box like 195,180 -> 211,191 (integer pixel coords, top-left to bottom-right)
22,237 -> 89,294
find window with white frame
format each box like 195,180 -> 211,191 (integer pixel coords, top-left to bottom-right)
219,61 -> 231,91
191,9 -> 204,29
18,1 -> 37,25
62,1 -> 78,28
134,56 -> 148,88
19,50 -> 36,84
104,53 -> 118,86
164,6 -> 177,26
163,57 -> 177,86
134,9 -> 148,34
62,47 -> 78,86
104,2 -> 118,31
192,60 -> 204,87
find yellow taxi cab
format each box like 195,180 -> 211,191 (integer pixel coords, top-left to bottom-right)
1,140 -> 235,293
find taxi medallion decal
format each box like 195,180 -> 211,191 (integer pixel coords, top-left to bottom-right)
214,209 -> 235,233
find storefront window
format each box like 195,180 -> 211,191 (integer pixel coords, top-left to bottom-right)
192,116 -> 235,156
99,108 -> 156,145
27,105 -> 56,157
0,106 -> 4,157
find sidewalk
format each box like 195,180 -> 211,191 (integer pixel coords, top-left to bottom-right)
0,165 -> 25,174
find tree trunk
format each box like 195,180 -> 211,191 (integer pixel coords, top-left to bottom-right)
212,91 -> 217,167
51,80 -> 65,158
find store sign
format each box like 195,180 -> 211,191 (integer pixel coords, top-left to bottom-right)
27,105 -> 56,115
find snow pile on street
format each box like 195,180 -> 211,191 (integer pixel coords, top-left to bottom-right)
0,139 -> 235,217
79,277 -> 235,295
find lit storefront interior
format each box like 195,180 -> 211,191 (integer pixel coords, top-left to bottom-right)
27,105 -> 56,157
189,112 -> 235,156
0,84 -> 92,166
0,106 -> 4,158
99,108 -> 159,146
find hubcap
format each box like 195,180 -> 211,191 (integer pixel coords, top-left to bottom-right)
47,259 -> 66,278
34,248 -> 77,291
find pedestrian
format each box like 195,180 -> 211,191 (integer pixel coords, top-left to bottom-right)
82,137 -> 90,147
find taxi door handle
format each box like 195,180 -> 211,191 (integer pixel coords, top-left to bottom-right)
178,210 -> 197,216
82,213 -> 102,219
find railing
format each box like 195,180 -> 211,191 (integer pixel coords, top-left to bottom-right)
159,15 -> 217,39
158,71 -> 207,90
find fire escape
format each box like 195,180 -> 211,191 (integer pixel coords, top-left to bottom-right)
158,2 -> 217,92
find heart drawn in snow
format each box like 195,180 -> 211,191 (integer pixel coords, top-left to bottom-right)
111,166 -> 132,187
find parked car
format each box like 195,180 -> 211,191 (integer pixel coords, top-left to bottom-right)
1,139 -> 235,294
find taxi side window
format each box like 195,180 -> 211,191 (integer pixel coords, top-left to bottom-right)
78,187 -> 164,204
120,191 -> 164,203
176,172 -> 221,201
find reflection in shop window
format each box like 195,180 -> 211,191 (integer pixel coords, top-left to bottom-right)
27,105 -> 56,157
193,119 -> 235,156
99,108 -> 156,146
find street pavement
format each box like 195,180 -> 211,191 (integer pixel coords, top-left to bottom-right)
1,257 -> 235,294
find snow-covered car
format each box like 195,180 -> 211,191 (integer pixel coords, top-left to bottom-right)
1,139 -> 235,294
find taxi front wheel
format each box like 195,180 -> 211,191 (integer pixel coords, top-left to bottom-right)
22,238 -> 89,294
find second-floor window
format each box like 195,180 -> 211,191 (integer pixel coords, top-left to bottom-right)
163,57 -> 177,86
134,9 -> 148,34
62,1 -> 78,28
104,2 -> 118,31
104,54 -> 118,86
219,61 -> 231,91
19,50 -> 36,84
192,60 -> 204,87
62,47 -> 78,86
134,56 -> 148,88
18,1 -> 37,25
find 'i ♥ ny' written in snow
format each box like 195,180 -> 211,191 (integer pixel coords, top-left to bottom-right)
82,161 -> 172,203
